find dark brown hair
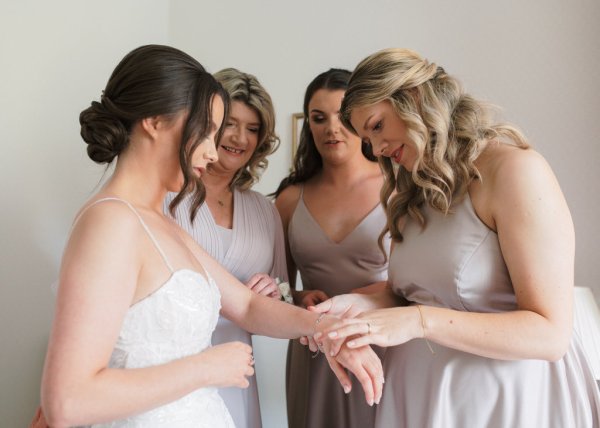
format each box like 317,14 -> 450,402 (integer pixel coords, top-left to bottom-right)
272,68 -> 376,197
79,44 -> 229,221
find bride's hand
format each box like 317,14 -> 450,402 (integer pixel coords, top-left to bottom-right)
324,343 -> 383,406
199,341 -> 255,388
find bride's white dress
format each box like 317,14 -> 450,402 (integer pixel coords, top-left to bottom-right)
83,198 -> 235,427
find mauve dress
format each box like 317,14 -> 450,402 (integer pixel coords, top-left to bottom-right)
166,189 -> 288,428
380,194 -> 600,428
286,188 -> 390,428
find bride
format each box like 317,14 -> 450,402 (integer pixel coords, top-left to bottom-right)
39,45 -> 383,427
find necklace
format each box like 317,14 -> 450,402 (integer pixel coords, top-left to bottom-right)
217,199 -> 225,207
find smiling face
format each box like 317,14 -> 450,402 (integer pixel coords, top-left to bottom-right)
350,100 -> 417,172
209,100 -> 260,175
308,89 -> 362,165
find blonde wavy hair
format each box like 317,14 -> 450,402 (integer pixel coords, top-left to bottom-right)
214,68 -> 280,190
340,48 -> 529,251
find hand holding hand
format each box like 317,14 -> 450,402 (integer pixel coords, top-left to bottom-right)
245,273 -> 281,299
308,292 -> 381,319
319,306 -> 423,353
200,341 -> 255,388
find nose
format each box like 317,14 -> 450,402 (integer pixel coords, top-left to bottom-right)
204,138 -> 218,163
232,126 -> 248,145
370,137 -> 387,157
326,116 -> 342,136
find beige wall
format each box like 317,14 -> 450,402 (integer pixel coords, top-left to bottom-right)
1,0 -> 599,426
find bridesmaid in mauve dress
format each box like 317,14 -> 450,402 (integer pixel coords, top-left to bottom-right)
166,68 -> 286,428
274,69 -> 391,428
319,48 -> 600,427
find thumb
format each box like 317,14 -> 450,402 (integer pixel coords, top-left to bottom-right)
308,298 -> 333,313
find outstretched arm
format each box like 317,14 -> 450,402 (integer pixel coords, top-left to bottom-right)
323,149 -> 575,362
42,202 -> 255,427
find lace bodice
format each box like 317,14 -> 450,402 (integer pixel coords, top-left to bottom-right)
79,198 -> 234,428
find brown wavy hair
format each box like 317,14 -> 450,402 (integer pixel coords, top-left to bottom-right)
273,68 -> 376,197
79,44 -> 229,221
340,48 -> 529,250
213,68 -> 279,190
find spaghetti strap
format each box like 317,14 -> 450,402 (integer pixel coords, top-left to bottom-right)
75,197 -> 175,273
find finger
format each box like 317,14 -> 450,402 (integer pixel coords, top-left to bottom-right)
245,274 -> 262,289
327,321 -> 369,340
299,336 -> 308,346
308,298 -> 333,314
268,286 -> 282,299
363,351 -> 384,404
329,337 -> 346,356
353,365 -> 375,406
307,336 -> 318,351
256,282 -> 278,297
251,277 -> 272,294
325,355 -> 352,394
346,335 -> 375,349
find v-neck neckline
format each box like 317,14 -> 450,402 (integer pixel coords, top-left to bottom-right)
298,196 -> 381,245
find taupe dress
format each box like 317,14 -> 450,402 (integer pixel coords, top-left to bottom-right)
286,188 -> 390,428
380,194 -> 600,427
166,189 -> 288,428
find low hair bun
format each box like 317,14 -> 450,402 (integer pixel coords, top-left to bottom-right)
79,100 -> 129,164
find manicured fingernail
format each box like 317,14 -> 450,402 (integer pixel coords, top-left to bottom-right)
328,331 -> 337,338
344,385 -> 351,394
314,332 -> 322,339
348,341 -> 355,347
368,399 -> 374,406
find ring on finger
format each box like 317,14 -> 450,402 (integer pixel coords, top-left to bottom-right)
366,322 -> 371,335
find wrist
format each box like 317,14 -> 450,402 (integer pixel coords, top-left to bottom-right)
313,312 -> 326,336
415,305 -> 435,354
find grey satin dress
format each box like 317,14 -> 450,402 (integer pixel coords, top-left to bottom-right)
380,194 -> 600,428
286,189 -> 390,428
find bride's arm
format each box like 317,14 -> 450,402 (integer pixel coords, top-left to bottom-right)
42,203 -> 253,427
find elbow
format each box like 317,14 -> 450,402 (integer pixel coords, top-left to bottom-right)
42,388 -> 81,427
542,328 -> 571,363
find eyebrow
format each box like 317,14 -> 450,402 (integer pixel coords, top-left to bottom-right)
310,109 -> 341,114
363,114 -> 375,131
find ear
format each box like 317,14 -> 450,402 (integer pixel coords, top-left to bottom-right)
140,116 -> 162,139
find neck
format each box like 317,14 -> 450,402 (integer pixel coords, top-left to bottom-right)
105,151 -> 169,213
320,152 -> 377,187
202,167 -> 235,195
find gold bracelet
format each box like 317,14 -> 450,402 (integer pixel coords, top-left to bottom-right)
416,305 -> 435,355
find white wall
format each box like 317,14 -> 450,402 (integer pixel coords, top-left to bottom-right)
1,0 -> 599,426
0,1 -> 170,425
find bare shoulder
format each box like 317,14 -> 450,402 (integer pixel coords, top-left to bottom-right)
479,144 -> 554,188
274,184 -> 302,223
66,199 -> 144,266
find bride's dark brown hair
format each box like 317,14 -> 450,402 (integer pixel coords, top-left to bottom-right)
79,44 -> 229,221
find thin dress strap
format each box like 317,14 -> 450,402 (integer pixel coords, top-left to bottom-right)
74,197 -> 175,273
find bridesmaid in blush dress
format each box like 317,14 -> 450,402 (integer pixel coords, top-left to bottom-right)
318,48 -> 600,427
274,69 -> 391,428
